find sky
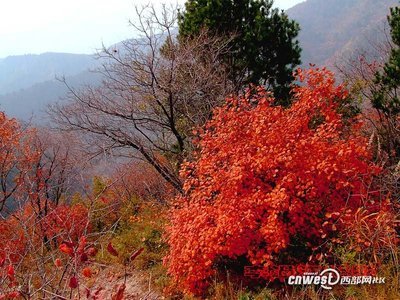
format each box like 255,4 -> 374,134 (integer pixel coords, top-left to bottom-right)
0,0 -> 304,58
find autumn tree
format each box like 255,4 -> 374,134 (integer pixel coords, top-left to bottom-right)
165,68 -> 397,295
51,5 -> 234,193
23,129 -> 85,219
110,161 -> 174,205
0,112 -> 35,213
0,114 -> 99,297
178,0 -> 301,104
0,111 -> 84,216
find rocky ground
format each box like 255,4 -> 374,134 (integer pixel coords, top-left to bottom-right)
85,265 -> 163,299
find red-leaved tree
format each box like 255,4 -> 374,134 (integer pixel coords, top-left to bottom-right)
164,68 -> 398,294
0,112 -> 36,213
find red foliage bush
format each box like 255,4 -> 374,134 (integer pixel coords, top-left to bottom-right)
0,112 -> 37,212
164,68 -> 397,294
111,161 -> 175,204
0,217 -> 26,263
41,203 -> 89,243
0,203 -> 88,265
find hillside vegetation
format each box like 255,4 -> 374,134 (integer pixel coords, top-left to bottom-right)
0,1 -> 399,299
288,0 -> 399,66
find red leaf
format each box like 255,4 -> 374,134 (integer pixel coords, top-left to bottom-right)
54,258 -> 62,268
69,276 -> 78,289
59,243 -> 74,256
7,265 -> 15,282
80,253 -> 88,263
111,284 -> 125,300
107,242 -> 118,256
0,257 -> 5,267
0,292 -> 19,299
78,236 -> 87,254
8,292 -> 19,298
87,247 -> 98,257
130,248 -> 144,262
61,240 -> 75,248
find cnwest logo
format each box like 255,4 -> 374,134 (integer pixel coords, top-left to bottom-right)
287,268 -> 385,290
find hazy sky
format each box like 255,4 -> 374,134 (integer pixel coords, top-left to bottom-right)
0,0 -> 304,58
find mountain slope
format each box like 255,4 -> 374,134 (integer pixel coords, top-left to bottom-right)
2,1 -> 399,121
0,70 -> 102,121
0,38 -> 158,121
287,0 -> 398,67
0,52 -> 97,95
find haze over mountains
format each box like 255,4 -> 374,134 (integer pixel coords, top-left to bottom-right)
0,53 -> 96,94
0,0 -> 398,120
0,53 -> 102,120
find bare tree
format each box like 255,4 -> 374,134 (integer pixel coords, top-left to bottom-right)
336,22 -> 393,107
336,22 -> 400,203
23,129 -> 87,218
335,22 -> 400,164
50,4 -> 234,193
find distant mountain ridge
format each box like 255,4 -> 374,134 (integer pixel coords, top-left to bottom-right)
0,52 -> 97,96
0,37 -> 162,121
0,52 -> 102,120
287,0 -> 398,67
0,70 -> 102,121
1,0 -> 400,121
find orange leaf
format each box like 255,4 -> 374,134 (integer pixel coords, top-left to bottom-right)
59,243 -> 74,256
82,267 -> 92,278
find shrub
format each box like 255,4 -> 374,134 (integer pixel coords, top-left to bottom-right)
164,68 -> 397,295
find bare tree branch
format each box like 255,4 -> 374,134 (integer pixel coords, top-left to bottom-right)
49,4 -> 234,193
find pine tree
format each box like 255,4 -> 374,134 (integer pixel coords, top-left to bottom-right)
372,4 -> 400,160
178,0 -> 301,105
373,5 -> 400,115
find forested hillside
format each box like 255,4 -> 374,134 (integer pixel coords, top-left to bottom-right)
288,0 -> 398,66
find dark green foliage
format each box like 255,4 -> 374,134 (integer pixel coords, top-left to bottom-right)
178,0 -> 301,105
372,3 -> 400,162
373,5 -> 400,115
